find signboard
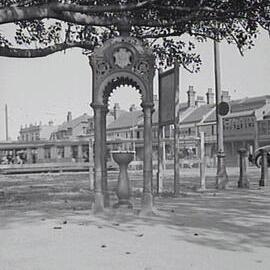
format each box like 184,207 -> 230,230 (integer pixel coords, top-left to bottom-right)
218,101 -> 230,116
158,64 -> 180,194
159,65 -> 180,125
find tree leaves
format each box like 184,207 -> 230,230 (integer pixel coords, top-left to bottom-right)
0,0 -> 269,71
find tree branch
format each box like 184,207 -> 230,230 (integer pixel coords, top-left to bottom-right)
0,41 -> 93,58
0,5 -> 55,24
51,0 -> 155,14
0,2 -> 262,28
0,1 -> 156,25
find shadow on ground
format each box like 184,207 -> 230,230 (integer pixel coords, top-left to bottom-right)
1,168 -> 270,253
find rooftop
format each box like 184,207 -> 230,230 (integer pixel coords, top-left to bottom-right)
181,104 -> 215,124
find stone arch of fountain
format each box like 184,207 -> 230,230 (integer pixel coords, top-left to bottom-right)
89,36 -> 155,214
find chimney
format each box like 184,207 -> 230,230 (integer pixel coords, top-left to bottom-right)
221,91 -> 230,103
195,96 -> 205,107
187,86 -> 196,107
129,104 -> 136,112
67,111 -> 72,122
153,94 -> 159,111
206,88 -> 215,105
113,103 -> 120,120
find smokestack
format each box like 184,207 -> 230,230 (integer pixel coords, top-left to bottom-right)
113,103 -> 120,120
187,86 -> 196,107
67,111 -> 72,122
5,104 -> 8,141
221,91 -> 230,103
206,88 -> 215,105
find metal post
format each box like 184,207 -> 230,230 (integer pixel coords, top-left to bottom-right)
214,40 -> 229,189
174,64 -> 180,195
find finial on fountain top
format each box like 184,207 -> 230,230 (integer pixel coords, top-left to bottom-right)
117,17 -> 131,37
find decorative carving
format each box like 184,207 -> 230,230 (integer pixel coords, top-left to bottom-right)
136,61 -> 149,75
113,48 -> 133,68
103,76 -> 142,105
96,61 -> 110,76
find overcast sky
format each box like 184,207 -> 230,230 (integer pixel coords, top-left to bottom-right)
0,30 -> 269,141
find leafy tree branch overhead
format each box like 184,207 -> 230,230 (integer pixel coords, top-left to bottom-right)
0,0 -> 269,72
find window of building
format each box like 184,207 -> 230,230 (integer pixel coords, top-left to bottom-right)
211,125 -> 216,135
136,131 -> 140,139
259,121 -> 267,135
44,148 -> 51,159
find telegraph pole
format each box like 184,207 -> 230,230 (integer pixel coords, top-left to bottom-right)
214,41 -> 229,189
5,104 -> 9,141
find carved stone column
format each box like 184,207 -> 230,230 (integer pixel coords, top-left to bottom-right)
91,103 -> 104,213
141,102 -> 154,215
101,106 -> 109,207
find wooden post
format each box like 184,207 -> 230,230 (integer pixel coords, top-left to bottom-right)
157,125 -> 165,194
199,132 -> 206,190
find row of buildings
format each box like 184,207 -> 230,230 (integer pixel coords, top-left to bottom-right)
1,87 -> 270,166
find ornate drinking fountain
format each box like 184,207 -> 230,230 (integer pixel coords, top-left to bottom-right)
111,150 -> 135,208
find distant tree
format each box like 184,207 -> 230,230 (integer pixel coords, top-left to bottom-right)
0,0 -> 269,71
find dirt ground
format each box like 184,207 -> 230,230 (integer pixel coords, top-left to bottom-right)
1,167 -> 270,270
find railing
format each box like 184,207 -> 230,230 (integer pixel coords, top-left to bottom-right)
0,162 -> 92,174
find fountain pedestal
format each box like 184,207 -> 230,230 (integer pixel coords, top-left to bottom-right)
111,151 -> 134,208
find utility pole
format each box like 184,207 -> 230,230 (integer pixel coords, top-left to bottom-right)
5,104 -> 9,141
214,41 -> 229,189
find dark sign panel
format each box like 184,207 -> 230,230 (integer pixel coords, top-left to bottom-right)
218,101 -> 230,116
159,65 -> 179,125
